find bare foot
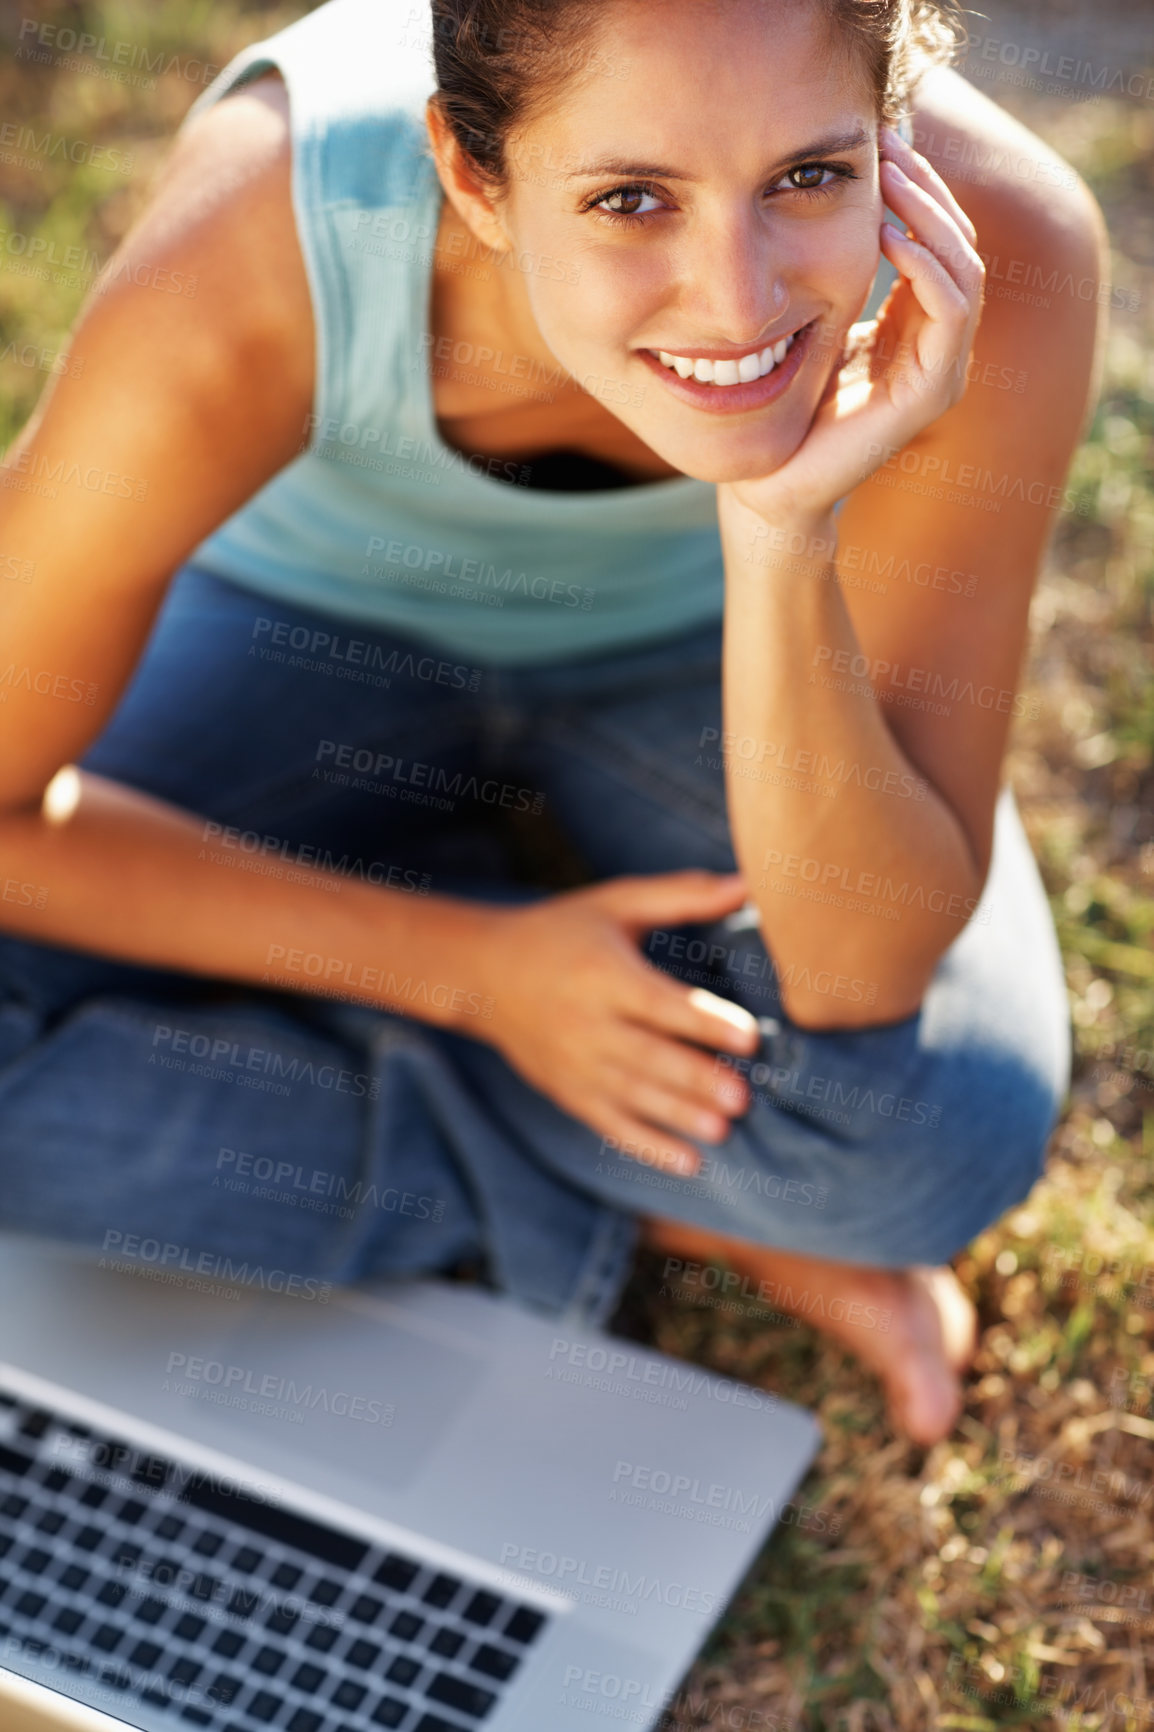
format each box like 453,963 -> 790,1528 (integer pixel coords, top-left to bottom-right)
642,1218 -> 977,1445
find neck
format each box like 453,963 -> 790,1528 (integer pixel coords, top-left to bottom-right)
428,195 -> 683,482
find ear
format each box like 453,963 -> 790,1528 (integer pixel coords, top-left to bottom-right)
425,97 -> 512,254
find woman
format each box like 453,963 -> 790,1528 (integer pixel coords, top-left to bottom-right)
0,0 -> 1103,1445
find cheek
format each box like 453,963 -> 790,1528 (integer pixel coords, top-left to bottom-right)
527,262 -> 649,364
799,217 -> 882,311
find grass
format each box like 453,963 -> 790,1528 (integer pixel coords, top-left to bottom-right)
1,5 -> 1152,1729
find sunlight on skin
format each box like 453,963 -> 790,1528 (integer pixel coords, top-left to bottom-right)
428,0 -> 884,484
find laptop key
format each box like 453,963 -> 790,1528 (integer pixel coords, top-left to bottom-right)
308,1577 -> 342,1606
266,1605 -> 300,1635
370,1701 -> 409,1729
253,1644 -> 287,1676
52,1607 -> 85,1636
332,1680 -> 367,1711
17,1545 -> 52,1574
427,1673 -> 497,1718
270,1561 -> 302,1590
207,1672 -> 243,1706
290,1662 -> 326,1693
170,1657 -> 202,1686
503,1607 -> 545,1644
176,1613 -> 209,1642
427,1629 -> 464,1660
345,1638 -> 382,1670
349,1593 -> 385,1625
461,1592 -> 501,1628
15,1591 -> 48,1618
304,1623 -> 340,1654
130,1640 -> 164,1669
287,1713 -> 324,1732
212,1628 -> 247,1659
373,1554 -> 420,1593
469,1645 -> 519,1683
385,1656 -> 421,1688
17,1408 -> 50,1440
390,1611 -> 423,1641
244,1688 -> 282,1723
422,1574 -> 461,1611
229,1587 -> 262,1620
232,1545 -> 263,1574
413,1716 -> 463,1732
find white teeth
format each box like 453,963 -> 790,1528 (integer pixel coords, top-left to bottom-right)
653,326 -> 803,385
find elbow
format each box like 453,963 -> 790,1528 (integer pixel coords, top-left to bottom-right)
773,921 -> 968,1031
779,968 -> 931,1033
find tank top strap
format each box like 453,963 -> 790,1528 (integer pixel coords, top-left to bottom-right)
183,0 -> 438,449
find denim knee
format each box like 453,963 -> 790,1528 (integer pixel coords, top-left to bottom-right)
706,975 -> 1069,1268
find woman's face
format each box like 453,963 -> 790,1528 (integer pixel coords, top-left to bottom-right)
492,0 -> 884,483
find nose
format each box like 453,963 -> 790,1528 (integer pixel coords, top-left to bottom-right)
677,209 -> 790,346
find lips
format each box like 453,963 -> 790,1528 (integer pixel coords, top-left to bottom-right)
655,331 -> 797,387
638,319 -> 818,414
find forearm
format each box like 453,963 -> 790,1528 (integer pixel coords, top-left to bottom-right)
0,769 -> 498,1032
719,492 -> 982,1027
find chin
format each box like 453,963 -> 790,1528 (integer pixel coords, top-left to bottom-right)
649,429 -> 808,488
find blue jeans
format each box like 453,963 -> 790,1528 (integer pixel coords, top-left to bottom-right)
0,566 -> 1070,1322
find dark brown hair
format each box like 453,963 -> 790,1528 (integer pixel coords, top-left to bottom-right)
430,0 -> 965,190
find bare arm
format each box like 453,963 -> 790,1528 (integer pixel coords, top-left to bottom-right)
720,70 -> 1106,1030
0,74 -> 496,1030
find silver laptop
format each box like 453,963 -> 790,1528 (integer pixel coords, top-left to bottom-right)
0,1234 -> 819,1732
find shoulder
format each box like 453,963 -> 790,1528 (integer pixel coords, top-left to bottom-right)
911,67 -> 1107,276
157,70 -> 308,347
80,70 -> 314,425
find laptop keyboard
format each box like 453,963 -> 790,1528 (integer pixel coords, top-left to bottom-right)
0,1388 -> 548,1730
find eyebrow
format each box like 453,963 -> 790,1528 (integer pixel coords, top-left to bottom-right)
564,126 -> 873,181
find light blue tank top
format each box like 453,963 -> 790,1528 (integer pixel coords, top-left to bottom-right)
183,0 -> 895,664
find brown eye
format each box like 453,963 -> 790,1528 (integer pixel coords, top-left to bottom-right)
789,164 -> 829,190
593,184 -> 662,218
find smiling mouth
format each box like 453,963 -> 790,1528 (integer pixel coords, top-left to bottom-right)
650,324 -> 812,387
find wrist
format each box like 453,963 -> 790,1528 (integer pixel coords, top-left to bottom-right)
439,899 -> 511,1036
719,483 -> 836,543
719,488 -> 839,583
361,891 -> 508,1036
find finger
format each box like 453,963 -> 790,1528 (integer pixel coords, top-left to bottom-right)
594,1106 -> 704,1178
623,960 -> 762,1056
879,125 -> 978,247
879,160 -> 984,300
597,868 -> 749,932
880,222 -> 974,351
612,1023 -> 752,1120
